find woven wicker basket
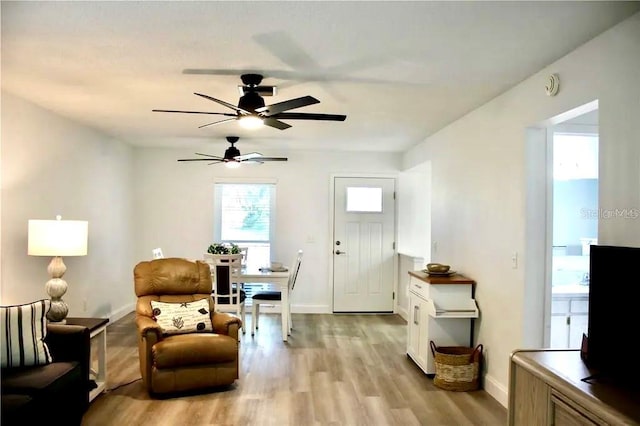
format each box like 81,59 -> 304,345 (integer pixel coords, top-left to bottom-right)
430,341 -> 483,391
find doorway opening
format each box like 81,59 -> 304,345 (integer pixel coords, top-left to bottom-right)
548,122 -> 598,348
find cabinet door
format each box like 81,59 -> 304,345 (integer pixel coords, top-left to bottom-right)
509,364 -> 550,425
568,314 -> 588,349
551,391 -> 602,425
407,292 -> 421,359
407,292 -> 429,372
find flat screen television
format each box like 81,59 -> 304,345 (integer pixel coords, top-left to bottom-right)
584,244 -> 640,384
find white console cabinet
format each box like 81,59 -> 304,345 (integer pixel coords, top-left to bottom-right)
406,270 -> 478,374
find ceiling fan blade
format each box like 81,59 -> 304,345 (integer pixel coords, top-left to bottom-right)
177,158 -> 223,162
263,117 -> 292,130
182,68 -> 302,80
274,112 -> 347,121
152,109 -> 236,116
183,69 -> 250,76
235,152 -> 262,161
194,153 -> 224,159
254,32 -> 319,74
255,95 -> 319,116
194,92 -> 249,114
236,152 -> 287,162
254,157 -> 288,161
198,117 -> 237,129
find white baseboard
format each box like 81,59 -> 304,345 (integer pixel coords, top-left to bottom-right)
397,306 -> 409,321
109,302 -> 135,324
256,304 -> 331,314
483,373 -> 509,408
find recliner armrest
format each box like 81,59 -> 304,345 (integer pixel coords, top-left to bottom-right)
135,315 -> 163,339
212,311 -> 241,338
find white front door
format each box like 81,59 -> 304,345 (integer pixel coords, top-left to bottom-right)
332,177 -> 396,312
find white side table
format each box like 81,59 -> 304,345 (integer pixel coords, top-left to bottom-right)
66,317 -> 109,402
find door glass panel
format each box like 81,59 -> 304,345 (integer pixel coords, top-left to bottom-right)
346,187 -> 383,212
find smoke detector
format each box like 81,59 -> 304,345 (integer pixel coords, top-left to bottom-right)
545,73 -> 560,97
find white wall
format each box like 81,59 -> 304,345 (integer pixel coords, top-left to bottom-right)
1,92 -> 136,321
402,12 -> 640,406
133,147 -> 401,313
397,162 -> 431,260
396,163 -> 431,320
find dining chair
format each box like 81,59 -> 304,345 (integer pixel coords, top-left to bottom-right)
251,249 -> 303,337
203,253 -> 246,335
238,246 -> 249,268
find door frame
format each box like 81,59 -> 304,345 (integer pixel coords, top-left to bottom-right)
544,122 -> 599,347
329,173 -> 399,313
523,100 -> 598,349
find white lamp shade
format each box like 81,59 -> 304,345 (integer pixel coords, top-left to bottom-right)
28,219 -> 88,256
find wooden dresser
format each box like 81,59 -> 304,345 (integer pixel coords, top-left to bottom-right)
509,349 -> 640,425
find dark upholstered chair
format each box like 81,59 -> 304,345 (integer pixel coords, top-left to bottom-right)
1,323 -> 90,425
134,257 -> 242,396
251,250 -> 303,336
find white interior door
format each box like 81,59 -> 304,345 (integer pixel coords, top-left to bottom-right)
332,177 -> 396,312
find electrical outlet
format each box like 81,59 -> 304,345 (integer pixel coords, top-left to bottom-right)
511,252 -> 518,269
432,241 -> 438,253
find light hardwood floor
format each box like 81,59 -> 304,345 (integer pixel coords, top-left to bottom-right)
82,312 -> 507,425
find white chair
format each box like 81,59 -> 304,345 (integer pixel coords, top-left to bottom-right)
238,246 -> 249,267
251,250 -> 303,337
204,253 -> 246,335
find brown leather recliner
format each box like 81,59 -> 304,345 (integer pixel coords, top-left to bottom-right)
134,257 -> 242,396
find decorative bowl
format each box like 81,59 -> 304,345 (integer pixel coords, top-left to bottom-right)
426,263 -> 450,273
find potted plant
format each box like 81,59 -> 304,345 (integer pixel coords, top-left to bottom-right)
207,242 -> 240,255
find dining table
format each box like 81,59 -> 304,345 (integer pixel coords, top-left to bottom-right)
237,267 -> 291,341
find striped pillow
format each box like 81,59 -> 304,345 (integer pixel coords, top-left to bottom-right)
1,300 -> 52,368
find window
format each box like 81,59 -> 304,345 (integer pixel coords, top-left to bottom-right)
214,182 -> 275,270
346,186 -> 383,212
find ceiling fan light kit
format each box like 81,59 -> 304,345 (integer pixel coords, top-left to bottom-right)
225,161 -> 242,169
238,115 -> 264,129
153,73 -> 346,130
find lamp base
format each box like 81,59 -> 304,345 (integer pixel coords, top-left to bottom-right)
45,257 -> 69,323
46,298 -> 69,323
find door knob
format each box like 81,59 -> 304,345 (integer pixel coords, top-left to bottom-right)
335,250 -> 346,255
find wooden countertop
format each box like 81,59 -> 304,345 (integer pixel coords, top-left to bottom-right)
511,349 -> 640,424
408,270 -> 475,285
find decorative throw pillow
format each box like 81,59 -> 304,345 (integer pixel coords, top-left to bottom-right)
150,298 -> 213,335
1,299 -> 52,368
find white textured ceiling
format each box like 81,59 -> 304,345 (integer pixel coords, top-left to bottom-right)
2,1 -> 638,153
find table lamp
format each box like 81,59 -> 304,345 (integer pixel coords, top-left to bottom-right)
28,216 -> 88,323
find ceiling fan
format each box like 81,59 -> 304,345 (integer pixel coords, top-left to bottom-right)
177,136 -> 287,168
153,73 -> 346,130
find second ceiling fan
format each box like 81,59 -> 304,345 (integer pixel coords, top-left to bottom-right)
178,136 -> 287,168
153,73 -> 347,130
